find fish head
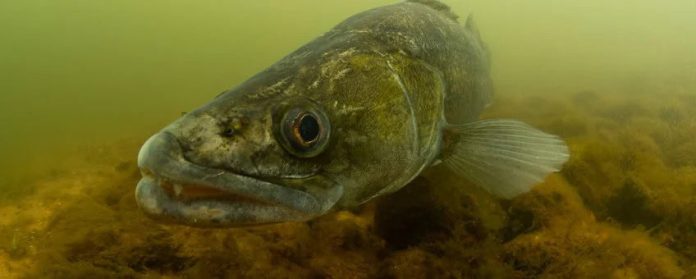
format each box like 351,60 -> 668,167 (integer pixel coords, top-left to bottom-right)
135,80 -> 346,227
136,33 -> 423,227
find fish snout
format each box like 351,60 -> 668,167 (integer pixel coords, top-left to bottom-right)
138,130 -> 183,169
134,130 -> 336,227
160,113 -> 253,170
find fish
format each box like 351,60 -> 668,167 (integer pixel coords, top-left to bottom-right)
135,0 -> 569,227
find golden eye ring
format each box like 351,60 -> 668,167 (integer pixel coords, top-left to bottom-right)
277,105 -> 330,158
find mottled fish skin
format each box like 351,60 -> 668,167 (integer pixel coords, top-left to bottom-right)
135,1 -> 499,227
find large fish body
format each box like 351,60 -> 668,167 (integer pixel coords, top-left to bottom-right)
136,1 -> 569,227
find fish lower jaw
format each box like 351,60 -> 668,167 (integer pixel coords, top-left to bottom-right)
135,174 -> 316,227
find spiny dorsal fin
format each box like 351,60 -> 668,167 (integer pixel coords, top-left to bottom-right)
464,15 -> 492,75
407,0 -> 459,21
465,15 -> 482,40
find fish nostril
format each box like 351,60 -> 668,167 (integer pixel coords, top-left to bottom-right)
220,116 -> 245,138
221,128 -> 235,138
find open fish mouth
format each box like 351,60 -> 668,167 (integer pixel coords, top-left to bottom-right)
135,132 -> 337,227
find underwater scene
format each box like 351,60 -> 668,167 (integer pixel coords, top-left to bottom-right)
1,0 -> 695,278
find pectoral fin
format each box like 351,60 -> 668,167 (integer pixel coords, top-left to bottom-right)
442,119 -> 569,199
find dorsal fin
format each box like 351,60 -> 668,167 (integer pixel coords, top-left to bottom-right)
465,15 -> 482,40
406,0 -> 459,21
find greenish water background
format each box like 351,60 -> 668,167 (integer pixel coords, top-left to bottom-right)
1,0 -> 695,179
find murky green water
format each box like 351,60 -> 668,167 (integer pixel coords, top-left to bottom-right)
1,1 -> 695,278
2,0 -> 694,177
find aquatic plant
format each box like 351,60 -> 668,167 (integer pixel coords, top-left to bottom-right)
0,90 -> 695,278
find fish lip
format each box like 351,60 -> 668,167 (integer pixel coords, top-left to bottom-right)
135,131 -> 331,227
135,175 -> 311,227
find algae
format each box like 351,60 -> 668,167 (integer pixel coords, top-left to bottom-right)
1,89 -> 695,278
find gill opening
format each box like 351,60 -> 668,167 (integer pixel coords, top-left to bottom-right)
361,59 -> 423,199
386,60 -> 420,155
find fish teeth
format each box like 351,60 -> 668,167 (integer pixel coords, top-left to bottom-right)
174,184 -> 183,197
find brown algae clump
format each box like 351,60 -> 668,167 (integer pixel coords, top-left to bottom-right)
502,176 -> 684,278
1,90 -> 695,277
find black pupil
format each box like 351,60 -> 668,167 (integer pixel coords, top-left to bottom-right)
299,114 -> 320,142
222,128 -> 234,137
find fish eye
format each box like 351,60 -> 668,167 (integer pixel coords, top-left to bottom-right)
295,113 -> 320,143
277,106 -> 330,158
